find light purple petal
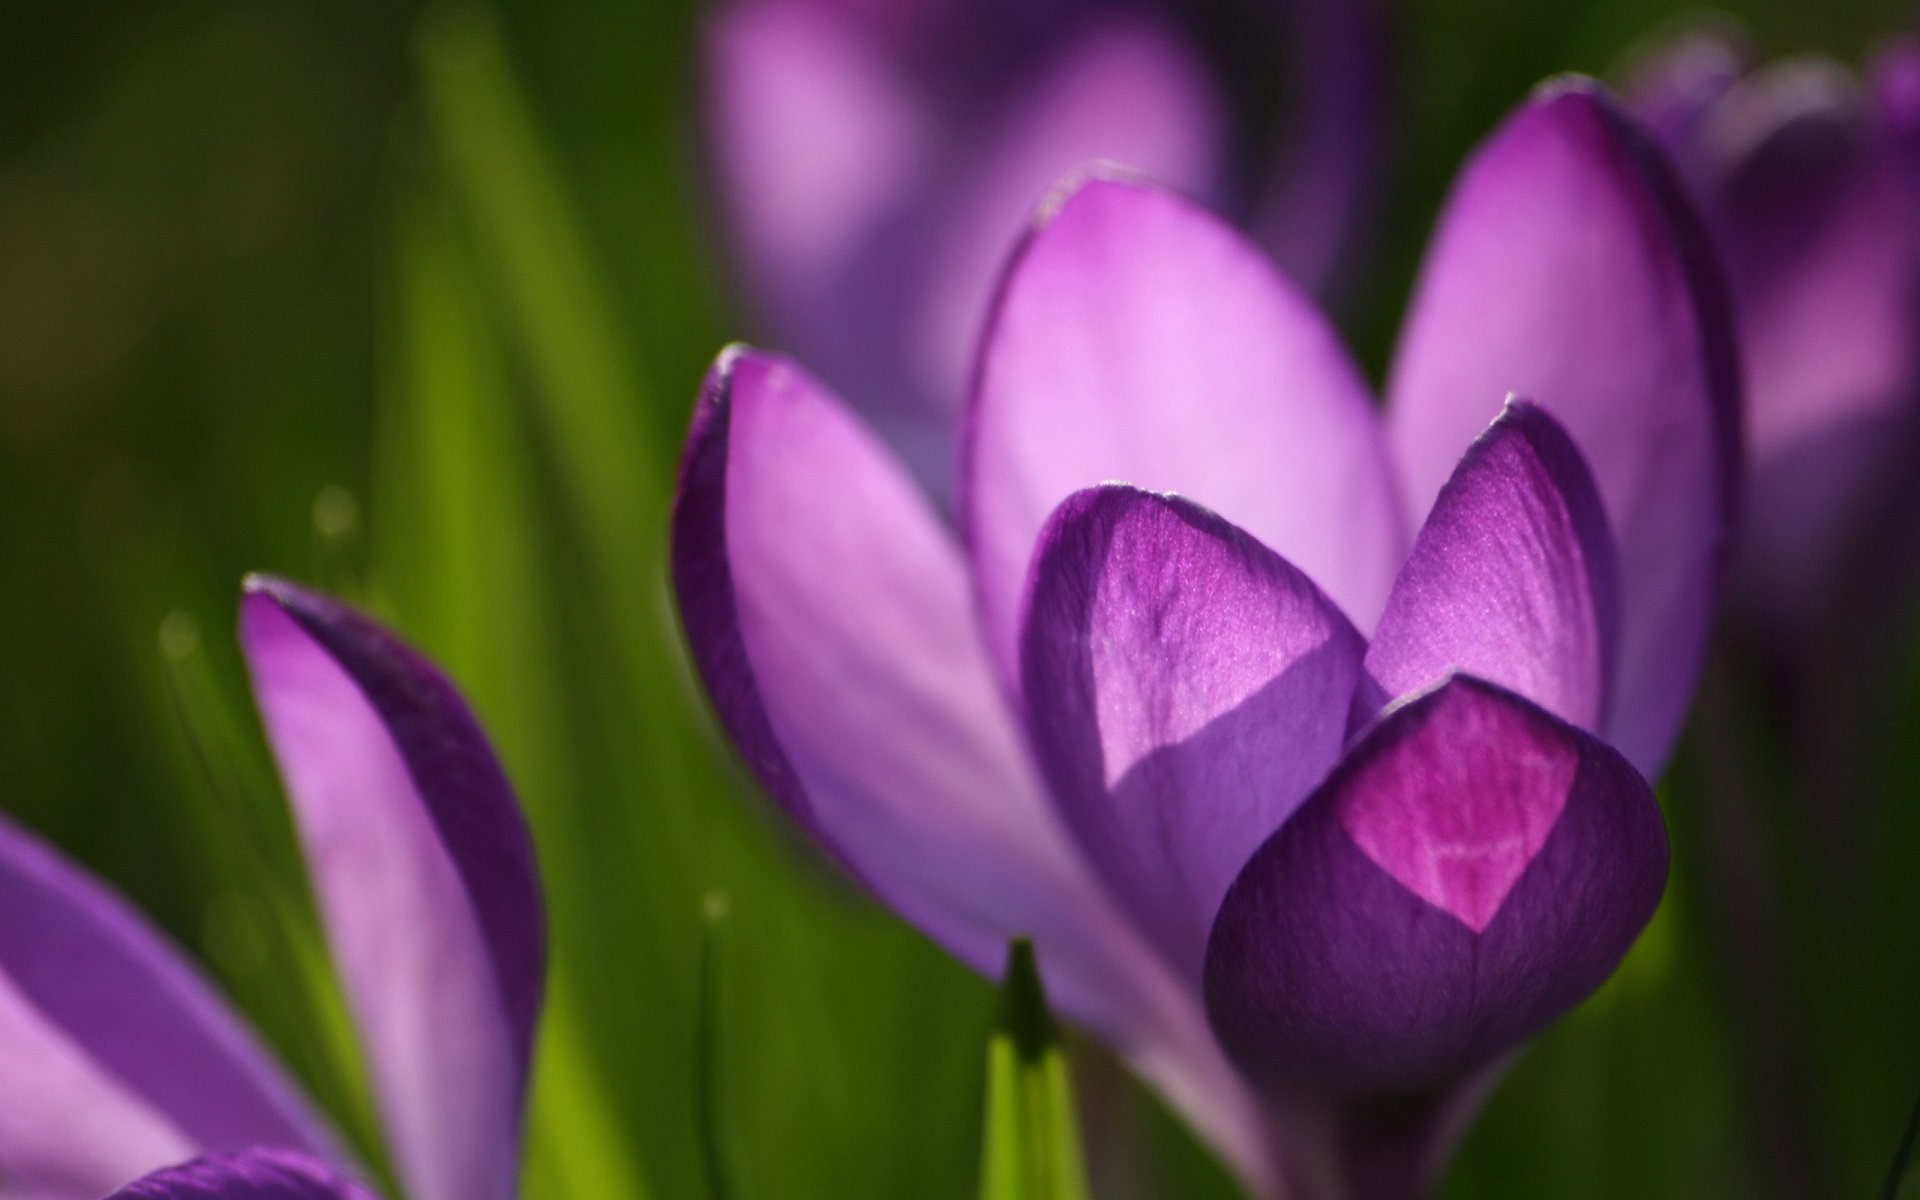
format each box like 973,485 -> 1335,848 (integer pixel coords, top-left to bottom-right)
1019,485 -> 1364,978
1204,675 -> 1668,1097
669,346 -> 1274,1187
908,13 -> 1228,441
0,816 -> 330,1200
107,1148 -> 376,1200
1386,78 -> 1739,777
1362,400 -> 1618,733
966,175 -> 1406,692
240,581 -> 543,1200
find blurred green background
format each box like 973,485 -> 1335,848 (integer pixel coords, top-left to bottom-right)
3,0 -> 1917,1196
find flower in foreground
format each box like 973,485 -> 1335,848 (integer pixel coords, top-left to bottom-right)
701,0 -> 1386,490
1627,27 -> 1920,621
673,77 -> 1735,1197
0,577 -> 543,1200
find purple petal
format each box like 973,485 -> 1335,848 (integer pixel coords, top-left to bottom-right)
670,346 -> 1274,1185
1204,675 -> 1667,1097
1019,485 -> 1365,977
907,13 -> 1227,442
965,175 -> 1406,691
1362,400 -> 1618,732
0,816 -> 331,1200
1385,78 -> 1739,777
1703,62 -> 1917,461
1691,62 -> 1920,613
1254,0 -> 1391,292
240,581 -> 543,1200
1621,24 -> 1750,154
107,1148 -> 376,1200
702,0 -> 934,368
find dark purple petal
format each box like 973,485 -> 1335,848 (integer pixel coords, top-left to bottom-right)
1362,400 -> 1618,732
0,816 -> 331,1199
1254,0 -> 1391,291
1020,486 -> 1365,977
1205,676 -> 1667,1097
240,581 -> 543,1200
108,1148 -> 376,1200
966,174 -> 1405,691
1386,78 -> 1739,777
669,347 -> 1274,1181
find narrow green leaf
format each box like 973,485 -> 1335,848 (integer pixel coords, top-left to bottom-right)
1880,1089 -> 1920,1200
979,939 -> 1091,1200
156,612 -> 389,1185
373,161 -> 653,1200
698,891 -> 740,1200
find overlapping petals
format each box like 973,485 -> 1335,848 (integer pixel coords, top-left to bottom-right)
674,77 -> 1727,1195
0,580 -> 542,1200
702,0 -> 1388,490
1020,487 -> 1365,980
242,579 -> 544,1200
670,348 -> 1275,1184
1387,79 -> 1739,775
0,818 -> 331,1198
1207,675 -> 1664,1094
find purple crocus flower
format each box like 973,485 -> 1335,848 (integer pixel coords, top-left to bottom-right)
0,577 -> 543,1200
1627,28 -> 1920,622
673,77 -> 1735,1197
701,0 -> 1387,492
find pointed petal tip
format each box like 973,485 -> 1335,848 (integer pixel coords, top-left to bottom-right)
1022,482 -> 1366,975
239,580 -> 544,1200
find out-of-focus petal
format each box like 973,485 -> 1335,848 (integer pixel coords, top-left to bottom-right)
1255,0 -> 1391,292
1693,62 -> 1920,615
1362,400 -> 1618,733
702,0 -> 933,371
1698,61 -> 1918,463
670,346 -> 1272,1186
107,1148 -> 376,1200
910,14 -> 1227,435
1204,676 -> 1667,1097
0,817 -> 330,1200
1020,485 -> 1365,977
966,175 -> 1405,689
1621,24 -> 1750,153
1386,79 -> 1739,776
240,581 -> 543,1200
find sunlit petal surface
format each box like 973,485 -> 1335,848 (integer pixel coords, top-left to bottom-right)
242,581 -> 542,1200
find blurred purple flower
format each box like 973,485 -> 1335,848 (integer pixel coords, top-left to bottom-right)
673,77 -> 1736,1196
0,578 -> 543,1200
1628,28 -> 1920,623
700,0 -> 1388,493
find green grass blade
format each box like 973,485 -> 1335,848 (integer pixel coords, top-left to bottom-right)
372,157 -> 652,1200
979,940 -> 1090,1200
698,892 -> 740,1200
1880,1089 -> 1920,1200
